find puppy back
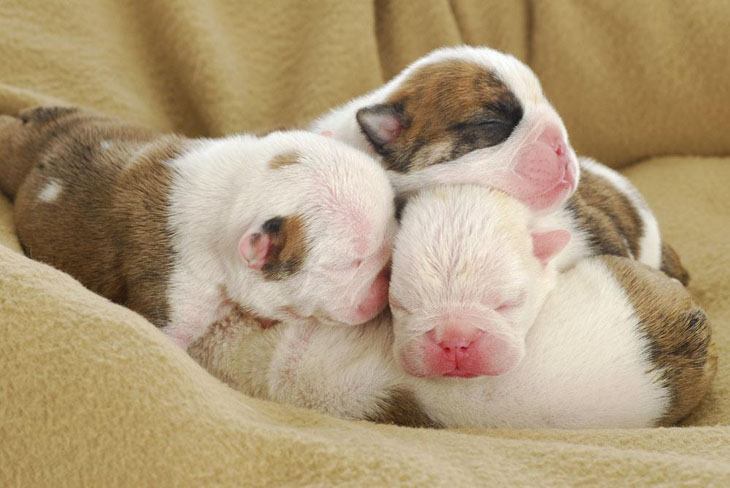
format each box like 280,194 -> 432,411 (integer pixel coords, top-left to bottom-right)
601,255 -> 716,425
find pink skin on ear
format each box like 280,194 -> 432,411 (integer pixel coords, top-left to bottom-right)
357,107 -> 403,147
531,229 -> 571,265
320,130 -> 334,137
239,232 -> 272,270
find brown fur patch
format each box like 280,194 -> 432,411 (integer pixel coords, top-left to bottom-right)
602,256 -> 717,426
365,387 -> 442,428
568,164 -> 690,283
9,105 -> 188,327
567,166 -> 644,259
364,60 -> 523,173
660,242 -> 691,286
261,215 -> 309,280
111,136 -> 188,325
269,151 -> 300,169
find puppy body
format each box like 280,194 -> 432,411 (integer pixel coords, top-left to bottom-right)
190,189 -> 715,428
540,157 -> 677,277
0,107 -> 396,347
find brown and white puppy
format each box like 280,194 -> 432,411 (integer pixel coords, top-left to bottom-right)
0,106 -> 396,348
311,46 -> 689,284
310,46 -> 580,212
190,188 -> 715,429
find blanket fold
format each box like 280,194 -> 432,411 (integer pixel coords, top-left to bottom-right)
1,1 -> 729,485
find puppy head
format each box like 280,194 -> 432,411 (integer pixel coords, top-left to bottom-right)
231,132 -> 396,326
389,185 -> 570,378
355,46 -> 579,212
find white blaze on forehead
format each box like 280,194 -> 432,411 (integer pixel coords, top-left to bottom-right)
38,178 -> 63,203
100,140 -> 112,151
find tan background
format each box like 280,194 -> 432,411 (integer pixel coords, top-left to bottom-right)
1,1 -> 729,485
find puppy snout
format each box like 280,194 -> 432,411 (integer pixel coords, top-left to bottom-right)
508,124 -> 577,211
402,323 -> 523,378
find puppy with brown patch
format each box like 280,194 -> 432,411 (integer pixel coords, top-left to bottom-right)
0,106 -> 396,348
311,46 -> 580,212
190,187 -> 715,429
311,46 -> 689,283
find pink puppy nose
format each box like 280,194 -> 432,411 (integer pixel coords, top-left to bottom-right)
424,327 -> 485,378
419,326 -> 521,378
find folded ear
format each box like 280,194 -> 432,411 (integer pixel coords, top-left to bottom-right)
531,229 -> 571,266
239,231 -> 272,270
356,103 -> 404,152
238,216 -> 308,279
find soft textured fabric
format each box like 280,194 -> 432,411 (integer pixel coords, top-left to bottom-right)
1,1 -> 729,486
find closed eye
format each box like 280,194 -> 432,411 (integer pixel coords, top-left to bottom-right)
449,118 -> 508,132
495,292 -> 527,313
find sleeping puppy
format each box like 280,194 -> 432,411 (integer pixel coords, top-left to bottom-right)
311,45 -> 580,212
0,106 -> 395,348
311,45 -> 689,284
389,185 -> 569,378
190,186 -> 715,429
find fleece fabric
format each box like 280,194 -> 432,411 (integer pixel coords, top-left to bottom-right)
1,1 -> 729,486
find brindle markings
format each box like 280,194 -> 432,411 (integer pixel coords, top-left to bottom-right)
365,387 -> 443,428
602,256 -> 716,426
358,60 -> 523,173
261,215 -> 309,281
566,169 -> 644,259
568,167 -> 690,284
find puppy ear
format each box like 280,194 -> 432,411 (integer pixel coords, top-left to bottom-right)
239,231 -> 272,270
356,103 -> 404,152
531,229 -> 571,266
239,216 -> 308,278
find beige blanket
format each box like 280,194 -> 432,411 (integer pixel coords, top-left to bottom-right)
1,1 -> 729,485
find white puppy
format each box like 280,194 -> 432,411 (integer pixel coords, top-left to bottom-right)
0,106 -> 396,348
390,185 -> 568,378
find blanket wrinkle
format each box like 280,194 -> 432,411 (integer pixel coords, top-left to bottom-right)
1,1 -> 729,486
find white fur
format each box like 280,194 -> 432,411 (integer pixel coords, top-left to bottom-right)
216,189 -> 671,428
310,46 -> 580,200
407,258 -> 668,428
163,131 -> 396,347
389,185 -> 557,374
218,261 -> 669,428
38,178 -> 62,203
